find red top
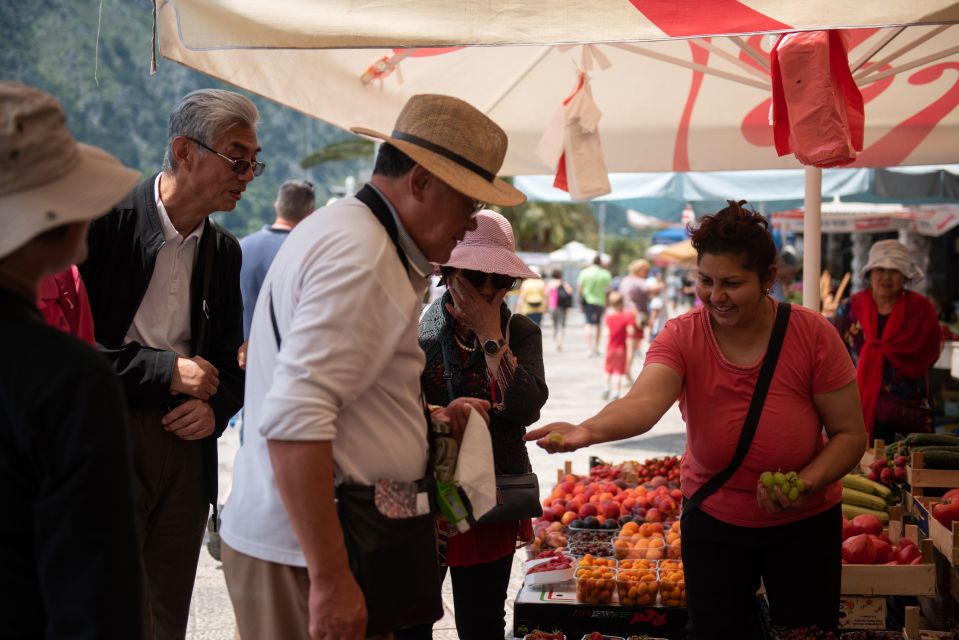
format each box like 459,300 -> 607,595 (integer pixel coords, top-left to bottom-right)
605,310 -> 638,350
37,266 -> 95,345
645,303 -> 855,527
446,518 -> 532,566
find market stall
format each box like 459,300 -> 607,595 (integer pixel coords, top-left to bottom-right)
514,452 -> 958,640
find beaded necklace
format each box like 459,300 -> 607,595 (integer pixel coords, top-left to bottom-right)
452,330 -> 477,352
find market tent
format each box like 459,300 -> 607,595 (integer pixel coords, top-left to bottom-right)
548,241 -> 610,267
514,165 -> 959,219
157,2 -> 959,175
156,0 -> 959,308
651,227 -> 690,245
658,240 -> 697,265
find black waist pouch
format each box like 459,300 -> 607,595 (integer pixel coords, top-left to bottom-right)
335,480 -> 442,635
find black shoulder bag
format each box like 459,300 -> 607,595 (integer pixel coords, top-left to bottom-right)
439,315 -> 542,524
268,184 -> 441,635
683,302 -> 792,513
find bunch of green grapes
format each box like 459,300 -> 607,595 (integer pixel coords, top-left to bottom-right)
760,470 -> 806,504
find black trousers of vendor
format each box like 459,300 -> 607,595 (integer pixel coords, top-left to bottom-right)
681,503 -> 841,639
129,407 -> 209,640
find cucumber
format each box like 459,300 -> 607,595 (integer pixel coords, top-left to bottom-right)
920,450 -> 959,470
903,433 -> 959,447
842,503 -> 891,523
842,487 -> 890,512
842,474 -> 892,500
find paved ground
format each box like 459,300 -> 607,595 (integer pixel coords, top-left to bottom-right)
187,308 -> 688,639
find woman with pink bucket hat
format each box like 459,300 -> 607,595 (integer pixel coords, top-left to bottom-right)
399,210 -> 549,640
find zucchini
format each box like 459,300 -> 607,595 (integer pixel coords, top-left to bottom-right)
903,433 -> 959,447
842,487 -> 890,512
842,503 -> 891,523
920,450 -> 959,470
842,474 -> 892,500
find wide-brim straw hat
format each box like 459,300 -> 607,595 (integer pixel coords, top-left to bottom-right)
0,81 -> 140,259
859,239 -> 923,283
442,209 -> 539,279
351,94 -> 526,208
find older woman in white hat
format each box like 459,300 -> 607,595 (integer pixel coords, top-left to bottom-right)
402,210 -> 548,640
834,239 -> 942,444
0,81 -> 143,637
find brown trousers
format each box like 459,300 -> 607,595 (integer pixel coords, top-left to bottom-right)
222,542 -> 393,640
129,407 -> 209,640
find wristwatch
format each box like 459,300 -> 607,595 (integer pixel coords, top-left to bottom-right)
482,337 -> 506,356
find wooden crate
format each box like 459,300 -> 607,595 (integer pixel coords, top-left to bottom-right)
907,451 -> 959,498
908,493 -> 959,566
903,605 -> 954,639
841,526 -> 936,596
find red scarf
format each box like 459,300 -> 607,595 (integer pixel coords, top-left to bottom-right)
851,289 -> 941,435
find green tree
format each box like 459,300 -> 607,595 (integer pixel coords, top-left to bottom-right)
498,201 -> 597,252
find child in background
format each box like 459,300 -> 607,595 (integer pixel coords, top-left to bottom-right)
603,291 -> 641,400
647,270 -> 670,341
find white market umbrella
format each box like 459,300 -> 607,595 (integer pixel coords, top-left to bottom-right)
157,0 -> 959,309
548,241 -> 610,266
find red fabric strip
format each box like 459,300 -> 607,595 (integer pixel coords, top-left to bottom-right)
627,0 -> 791,38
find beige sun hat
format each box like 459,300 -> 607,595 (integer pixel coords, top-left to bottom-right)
351,94 -> 526,208
0,81 -> 141,259
859,239 -> 923,283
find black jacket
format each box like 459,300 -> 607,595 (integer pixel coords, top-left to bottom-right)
79,175 -> 245,507
0,287 -> 143,638
419,297 -> 548,475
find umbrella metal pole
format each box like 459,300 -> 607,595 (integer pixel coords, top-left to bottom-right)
802,166 -> 822,312
598,202 -> 606,258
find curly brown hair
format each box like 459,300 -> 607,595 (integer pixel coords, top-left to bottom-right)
689,200 -> 776,280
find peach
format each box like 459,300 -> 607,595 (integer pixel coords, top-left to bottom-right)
561,511 -> 578,525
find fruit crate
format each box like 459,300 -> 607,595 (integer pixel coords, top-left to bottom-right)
907,493 -> 959,566
860,439 -> 888,474
903,605 -> 956,639
841,525 -> 936,596
906,452 -> 959,498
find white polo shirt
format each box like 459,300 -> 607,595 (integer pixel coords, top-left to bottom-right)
221,195 -> 431,566
124,174 -> 203,355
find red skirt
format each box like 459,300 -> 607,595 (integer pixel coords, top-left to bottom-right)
446,518 -> 532,567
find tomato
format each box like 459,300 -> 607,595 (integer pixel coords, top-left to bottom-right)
932,498 -> 959,529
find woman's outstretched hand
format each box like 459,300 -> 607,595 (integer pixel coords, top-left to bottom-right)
524,422 -> 591,453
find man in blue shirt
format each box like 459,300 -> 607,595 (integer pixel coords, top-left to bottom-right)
239,179 -> 316,339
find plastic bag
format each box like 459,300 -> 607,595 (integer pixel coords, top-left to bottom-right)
771,30 -> 864,167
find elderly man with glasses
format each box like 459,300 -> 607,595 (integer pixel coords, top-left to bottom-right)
79,88 -> 259,640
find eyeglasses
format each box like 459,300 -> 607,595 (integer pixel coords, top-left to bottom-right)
186,137 -> 265,177
462,269 -> 518,291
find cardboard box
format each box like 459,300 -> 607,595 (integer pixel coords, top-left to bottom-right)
512,585 -> 687,639
838,596 -> 887,630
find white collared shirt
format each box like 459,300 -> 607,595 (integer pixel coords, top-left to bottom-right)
124,174 -> 204,356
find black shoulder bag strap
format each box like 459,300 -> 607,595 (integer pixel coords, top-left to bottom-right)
269,183 -> 410,349
683,302 -> 792,513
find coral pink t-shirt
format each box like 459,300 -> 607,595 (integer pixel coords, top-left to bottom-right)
645,302 -> 856,527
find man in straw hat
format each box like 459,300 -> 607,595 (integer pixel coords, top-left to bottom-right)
220,94 -> 525,639
79,88 -> 257,638
0,81 -> 143,637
